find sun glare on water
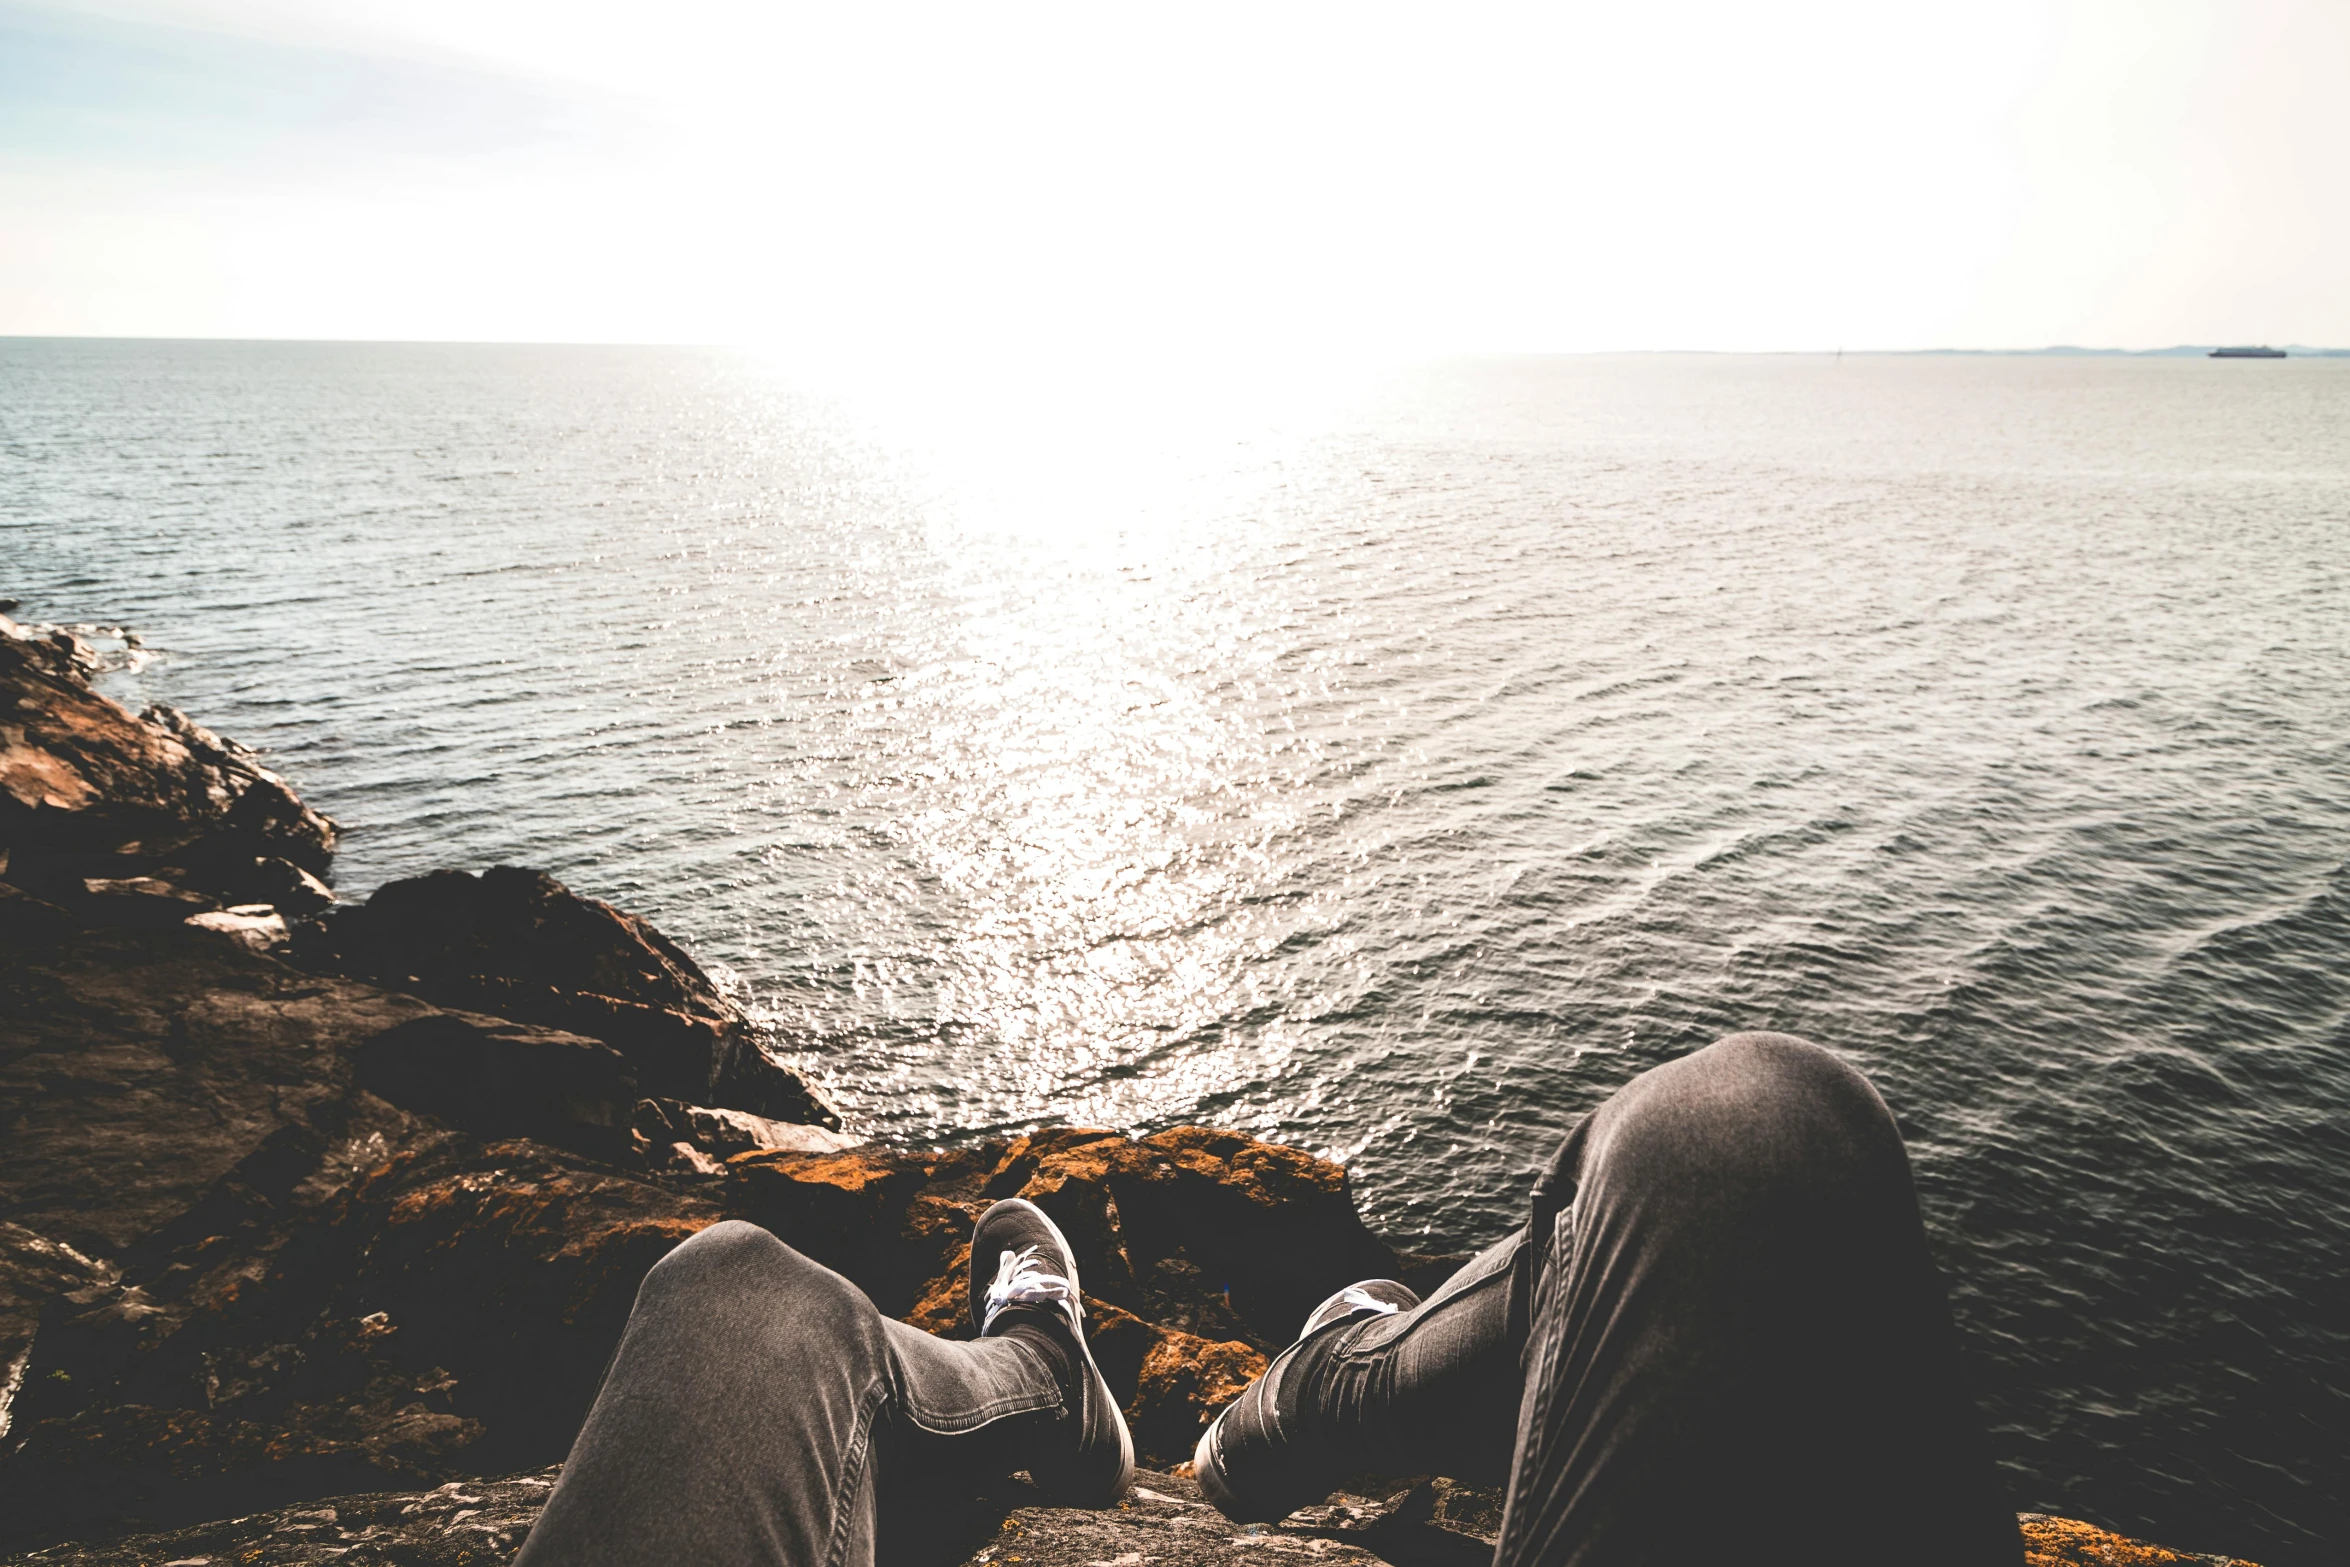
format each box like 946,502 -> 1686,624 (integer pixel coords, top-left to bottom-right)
729,350 -> 1396,1133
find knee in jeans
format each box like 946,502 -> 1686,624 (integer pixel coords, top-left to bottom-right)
1691,1033 -> 1889,1132
642,1220 -> 867,1321
655,1217 -> 781,1273
1706,1031 -> 1880,1110
1590,1031 -> 1902,1193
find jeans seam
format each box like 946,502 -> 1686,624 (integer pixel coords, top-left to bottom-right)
900,1391 -> 1063,1435
897,1335 -> 1067,1435
822,1371 -> 888,1567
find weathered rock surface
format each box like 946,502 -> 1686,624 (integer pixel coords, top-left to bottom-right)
0,924 -> 436,1255
357,1013 -> 639,1161
632,1096 -> 862,1164
0,1224 -> 114,1446
295,866 -> 728,1033
0,1464 -> 1507,1567
292,866 -> 836,1125
2013,1514 -> 2262,1566
0,615 -> 336,919
183,904 -> 292,951
6,1467 -> 563,1566
0,1123 -> 728,1544
0,1464 -> 2259,1567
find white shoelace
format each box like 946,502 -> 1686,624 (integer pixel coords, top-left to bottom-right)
982,1242 -> 1082,1337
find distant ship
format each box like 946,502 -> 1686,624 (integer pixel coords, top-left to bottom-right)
2209,346 -> 2286,358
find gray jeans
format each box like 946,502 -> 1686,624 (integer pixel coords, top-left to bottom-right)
512,1221 -> 1067,1567
518,1033 -> 2019,1567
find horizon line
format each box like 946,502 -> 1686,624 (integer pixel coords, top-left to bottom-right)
2,334 -> 2345,358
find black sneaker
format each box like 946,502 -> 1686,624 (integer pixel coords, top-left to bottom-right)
970,1197 -> 1136,1506
1192,1278 -> 1422,1522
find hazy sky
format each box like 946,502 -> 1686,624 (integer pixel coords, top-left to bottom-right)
2,0 -> 2343,352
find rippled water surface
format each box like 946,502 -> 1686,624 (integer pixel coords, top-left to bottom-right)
4,341 -> 2345,1559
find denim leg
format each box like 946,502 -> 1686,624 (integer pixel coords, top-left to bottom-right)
516,1221 -> 1066,1567
1494,1033 -> 2020,1567
1278,1224 -> 1531,1487
879,1312 -> 1070,1503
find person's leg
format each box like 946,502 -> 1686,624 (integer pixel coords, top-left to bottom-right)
889,1198 -> 1135,1511
1199,1033 -> 2017,1565
515,1219 -> 1070,1567
1193,1223 -> 1532,1517
1494,1032 -> 2020,1566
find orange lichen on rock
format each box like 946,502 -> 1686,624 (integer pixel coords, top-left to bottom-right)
729,1146 -> 927,1208
1129,1328 -> 1269,1461
2021,1512 -> 2259,1566
1141,1127 -> 1350,1207
902,1240 -> 976,1338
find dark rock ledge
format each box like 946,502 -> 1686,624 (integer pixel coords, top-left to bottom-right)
0,614 -> 2256,1567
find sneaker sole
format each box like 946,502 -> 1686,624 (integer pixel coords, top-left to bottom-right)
1192,1406 -> 1244,1514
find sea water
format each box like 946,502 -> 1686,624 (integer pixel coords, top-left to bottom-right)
3,340 -> 2343,1559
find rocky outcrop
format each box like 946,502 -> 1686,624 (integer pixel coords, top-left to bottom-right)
300,867 -> 723,1029
0,836 -> 1419,1546
0,615 -> 335,927
0,919 -> 437,1257
355,1014 -> 640,1161
293,866 -> 836,1125
0,1225 -> 113,1447
0,616 -> 831,1131
0,959 -> 1429,1547
0,1119 -> 729,1544
632,1097 -> 861,1169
